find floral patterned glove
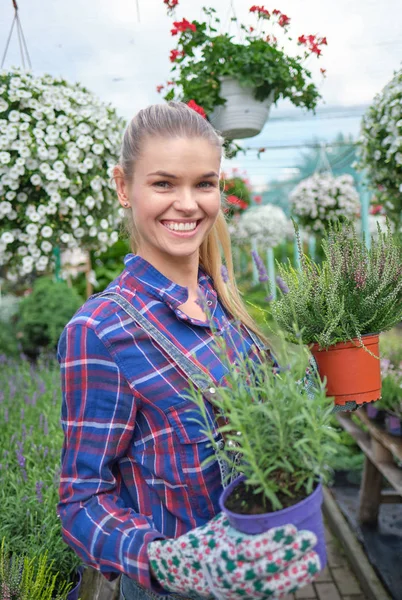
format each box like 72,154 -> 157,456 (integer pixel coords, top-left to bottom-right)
147,512 -> 321,599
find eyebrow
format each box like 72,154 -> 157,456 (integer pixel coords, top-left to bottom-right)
147,170 -> 219,179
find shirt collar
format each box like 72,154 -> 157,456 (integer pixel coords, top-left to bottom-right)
123,254 -> 216,311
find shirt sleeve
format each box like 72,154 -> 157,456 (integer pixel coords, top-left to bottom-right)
57,323 -> 166,591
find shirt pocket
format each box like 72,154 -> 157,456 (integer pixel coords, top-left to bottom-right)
166,400 -> 223,520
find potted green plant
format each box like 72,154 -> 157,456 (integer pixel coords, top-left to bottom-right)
185,302 -> 337,571
271,220 -> 402,410
159,5 -> 327,139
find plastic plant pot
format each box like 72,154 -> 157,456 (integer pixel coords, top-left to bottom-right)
219,475 -> 326,570
310,334 -> 381,407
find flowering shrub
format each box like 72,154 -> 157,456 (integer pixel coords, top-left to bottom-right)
357,68 -> 402,230
272,221 -> 402,349
0,68 -> 126,280
238,203 -> 289,247
220,169 -> 252,216
289,173 -> 360,233
158,5 -> 326,118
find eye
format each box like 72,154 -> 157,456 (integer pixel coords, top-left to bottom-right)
198,181 -> 216,188
153,181 -> 171,189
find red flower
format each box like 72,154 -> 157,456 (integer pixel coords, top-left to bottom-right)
164,0 -> 179,10
318,36 -> 327,45
258,147 -> 266,153
272,9 -> 281,15
167,80 -> 175,85
170,49 -> 185,62
278,14 -> 290,27
310,44 -> 321,55
249,26 -> 255,32
173,18 -> 196,33
187,99 -> 207,118
171,28 -> 178,36
156,85 -> 164,93
307,34 -> 316,44
249,5 -> 270,17
320,68 -> 327,75
254,195 -> 262,204
226,195 -> 248,210
298,35 -> 307,44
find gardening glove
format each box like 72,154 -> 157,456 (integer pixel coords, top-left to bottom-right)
147,511 -> 321,600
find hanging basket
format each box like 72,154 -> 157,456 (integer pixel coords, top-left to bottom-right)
310,334 -> 382,407
208,77 -> 275,139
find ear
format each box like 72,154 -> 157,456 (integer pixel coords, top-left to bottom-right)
113,165 -> 131,209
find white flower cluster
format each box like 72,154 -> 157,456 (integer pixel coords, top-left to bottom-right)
289,173 -> 360,233
357,68 -> 402,222
237,204 -> 289,247
0,68 -> 126,279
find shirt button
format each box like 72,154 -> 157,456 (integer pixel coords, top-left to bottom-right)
209,387 -> 216,394
207,300 -> 212,306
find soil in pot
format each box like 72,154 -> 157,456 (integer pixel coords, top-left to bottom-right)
224,471 -> 314,515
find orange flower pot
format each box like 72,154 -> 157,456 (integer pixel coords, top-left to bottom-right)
310,334 -> 381,407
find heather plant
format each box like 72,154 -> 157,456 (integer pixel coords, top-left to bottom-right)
185,292 -> 338,511
0,355 -> 81,594
271,220 -> 402,349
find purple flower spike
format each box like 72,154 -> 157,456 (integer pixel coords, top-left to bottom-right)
36,480 -> 44,504
264,294 -> 274,302
196,287 -> 210,314
276,275 -> 290,294
221,265 -> 229,283
251,250 -> 270,283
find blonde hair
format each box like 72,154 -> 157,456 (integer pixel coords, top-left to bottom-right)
118,101 -> 269,346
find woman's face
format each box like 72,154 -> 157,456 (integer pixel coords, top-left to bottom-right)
115,136 -> 221,267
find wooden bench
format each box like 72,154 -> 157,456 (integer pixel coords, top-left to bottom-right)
336,410 -> 402,524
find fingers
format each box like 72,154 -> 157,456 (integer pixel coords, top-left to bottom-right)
202,550 -> 321,600
251,529 -> 318,574
255,550 -> 322,599
234,524 -> 299,560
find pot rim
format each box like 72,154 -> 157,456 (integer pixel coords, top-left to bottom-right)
310,332 -> 380,352
220,475 -> 322,520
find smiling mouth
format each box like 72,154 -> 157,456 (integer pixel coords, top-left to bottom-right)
160,219 -> 202,233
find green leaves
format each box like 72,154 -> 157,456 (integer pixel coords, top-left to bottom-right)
272,220 -> 402,348
184,318 -> 336,510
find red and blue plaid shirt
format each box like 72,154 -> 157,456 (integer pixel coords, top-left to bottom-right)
57,254 -> 265,592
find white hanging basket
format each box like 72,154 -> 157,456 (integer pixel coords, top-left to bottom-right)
209,77 -> 275,140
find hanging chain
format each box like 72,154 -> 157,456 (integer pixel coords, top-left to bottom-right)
2,0 -> 32,70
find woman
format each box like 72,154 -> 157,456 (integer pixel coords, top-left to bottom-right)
57,102 -> 321,600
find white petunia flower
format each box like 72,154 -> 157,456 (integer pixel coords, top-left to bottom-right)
1,232 -> 14,244
41,225 -> 53,238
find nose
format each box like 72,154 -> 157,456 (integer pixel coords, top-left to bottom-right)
173,187 -> 198,213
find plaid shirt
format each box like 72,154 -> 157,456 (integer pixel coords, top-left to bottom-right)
57,254 -> 265,593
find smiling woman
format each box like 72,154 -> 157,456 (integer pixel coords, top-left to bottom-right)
57,101 -> 322,600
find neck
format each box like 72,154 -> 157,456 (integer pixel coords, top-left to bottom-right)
137,249 -> 201,298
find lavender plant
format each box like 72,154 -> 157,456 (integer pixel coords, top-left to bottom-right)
186,290 -> 338,512
0,538 -> 74,600
271,220 -> 402,349
0,354 -> 81,595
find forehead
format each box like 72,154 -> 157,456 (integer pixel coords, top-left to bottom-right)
137,136 -> 221,174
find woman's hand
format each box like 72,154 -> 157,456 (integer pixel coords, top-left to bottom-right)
147,512 -> 321,599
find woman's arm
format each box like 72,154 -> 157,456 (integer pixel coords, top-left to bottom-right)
57,324 -> 165,591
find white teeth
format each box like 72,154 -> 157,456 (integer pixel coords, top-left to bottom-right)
164,221 -> 197,232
